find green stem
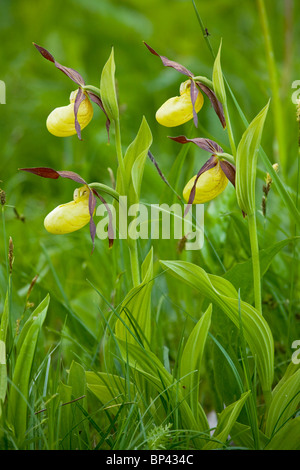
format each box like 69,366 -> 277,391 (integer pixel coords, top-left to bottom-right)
191,0 -> 215,58
114,118 -> 126,194
223,103 -> 236,158
257,0 -> 287,174
89,182 -> 120,201
113,117 -> 140,288
82,85 -> 101,95
248,212 -> 262,315
2,206 -> 8,281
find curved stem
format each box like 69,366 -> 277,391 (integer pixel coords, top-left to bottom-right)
114,118 -> 126,194
89,182 -> 120,201
113,117 -> 140,287
257,0 -> 287,174
129,240 -> 141,287
82,85 -> 101,95
223,102 -> 236,158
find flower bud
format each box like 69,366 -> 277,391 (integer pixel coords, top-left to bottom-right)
46,90 -> 93,137
183,161 -> 228,204
44,185 -> 92,234
156,80 -> 204,127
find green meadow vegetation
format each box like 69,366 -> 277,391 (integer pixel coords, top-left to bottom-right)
0,0 -> 299,450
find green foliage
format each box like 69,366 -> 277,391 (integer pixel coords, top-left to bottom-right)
7,295 -> 49,445
236,102 -> 270,216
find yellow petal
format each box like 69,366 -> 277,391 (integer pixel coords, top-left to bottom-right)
183,162 -> 228,204
44,185 -> 92,234
46,91 -> 93,137
156,80 -> 204,127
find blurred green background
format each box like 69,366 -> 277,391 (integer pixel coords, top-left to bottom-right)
0,0 -> 299,364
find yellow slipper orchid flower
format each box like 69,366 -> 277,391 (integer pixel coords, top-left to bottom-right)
44,185 -> 92,234
156,80 -> 204,127
46,90 -> 94,137
183,161 -> 228,204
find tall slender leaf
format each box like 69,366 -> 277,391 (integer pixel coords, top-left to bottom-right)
203,391 -> 251,449
235,102 -> 269,215
100,47 -> 119,122
7,295 -> 50,444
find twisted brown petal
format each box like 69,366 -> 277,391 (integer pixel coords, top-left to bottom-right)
169,135 -> 223,154
144,42 -> 193,77
33,43 -> 85,86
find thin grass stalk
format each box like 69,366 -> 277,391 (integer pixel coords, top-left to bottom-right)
256,0 -> 287,174
1,206 -> 8,281
223,103 -> 237,158
114,117 -> 141,287
287,105 -> 300,345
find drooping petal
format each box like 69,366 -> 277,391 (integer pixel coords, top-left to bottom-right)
73,87 -> 85,140
196,81 -> 226,128
144,42 -> 193,77
220,160 -> 236,187
147,151 -> 175,194
33,43 -> 85,86
88,91 -> 111,141
169,135 -> 223,154
19,167 -> 87,185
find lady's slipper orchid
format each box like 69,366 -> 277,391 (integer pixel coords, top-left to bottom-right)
183,161 -> 228,204
169,135 -> 236,210
46,90 -> 94,137
44,185 -> 92,234
19,167 -> 115,251
156,80 -> 204,127
144,42 -> 226,129
33,43 -> 110,140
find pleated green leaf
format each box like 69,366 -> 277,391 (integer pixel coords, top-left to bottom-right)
203,391 -> 251,449
212,41 -> 226,105
122,116 -> 153,206
115,247 -> 153,346
0,340 -> 7,407
7,294 -> 50,443
265,368 -> 300,437
117,339 -> 209,440
100,47 -> 119,122
264,417 -> 300,450
235,102 -> 269,214
86,371 -> 135,405
223,237 -> 300,304
0,290 -> 9,344
160,260 -> 274,396
230,421 -> 269,449
67,361 -> 89,449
